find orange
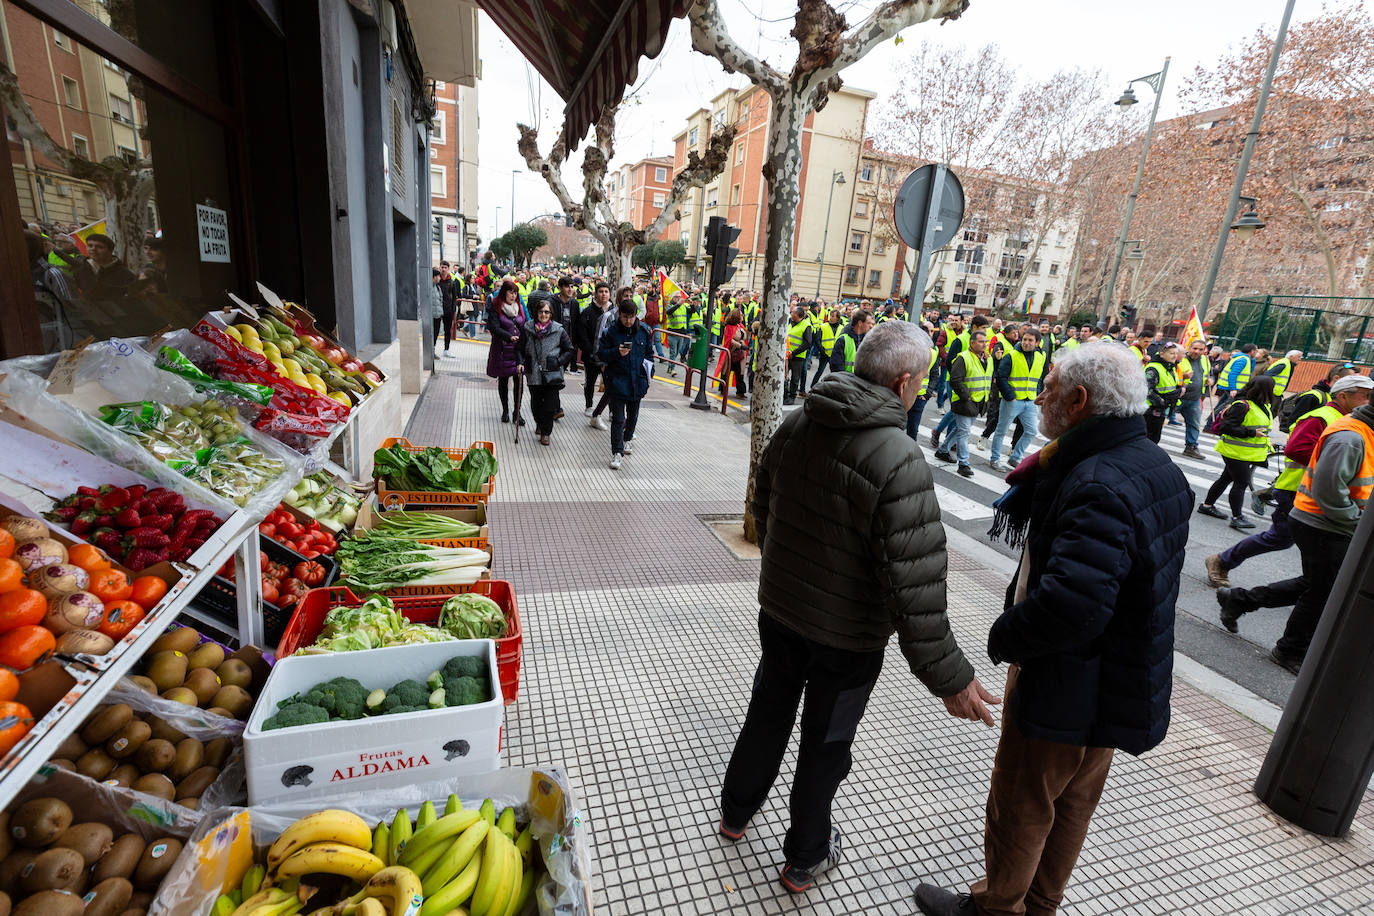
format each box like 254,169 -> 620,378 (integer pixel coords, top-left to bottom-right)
97,600 -> 145,640
128,576 -> 168,611
0,626 -> 55,670
0,701 -> 32,756
0,529 -> 12,560
0,589 -> 46,632
88,569 -> 133,603
0,559 -> 21,595
67,544 -> 112,574
0,668 -> 18,703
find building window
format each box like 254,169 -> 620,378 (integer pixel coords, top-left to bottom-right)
681,231 -> 690,247
71,134 -> 89,159
706,188 -> 719,207
689,127 -> 699,146
431,111 -> 446,144
868,270 -> 882,288
735,143 -> 745,165
53,29 -> 71,51
952,280 -> 978,305
845,266 -> 860,285
849,232 -> 864,252
954,244 -> 984,275
655,166 -> 667,182
430,165 -> 446,198
110,94 -> 133,123
883,167 -> 897,183
962,217 -> 988,244
1049,262 -> 1060,277
873,239 -> 885,256
1056,229 -> 1067,246
712,110 -> 726,131
391,98 -> 405,190
62,76 -> 80,108
731,184 -> 740,206
998,253 -> 1026,279
117,145 -> 138,165
653,193 -> 666,207
854,200 -> 868,219
933,279 -> 945,295
1030,259 -> 1042,275
860,163 -> 873,182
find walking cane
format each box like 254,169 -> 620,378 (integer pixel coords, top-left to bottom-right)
513,370 -> 524,444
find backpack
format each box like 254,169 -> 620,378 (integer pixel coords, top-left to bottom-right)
1208,398 -> 1246,435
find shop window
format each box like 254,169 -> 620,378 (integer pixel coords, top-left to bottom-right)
62,76 -> 80,108
845,266 -> 860,285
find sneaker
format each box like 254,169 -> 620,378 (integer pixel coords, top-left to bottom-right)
930,429 -> 942,449
609,454 -> 622,470
1204,554 -> 1230,588
914,883 -> 977,916
1168,418 -> 1183,426
783,398 -> 796,406
583,407 -> 594,418
1197,504 -> 1228,520
973,436 -> 987,451
958,465 -> 975,478
593,416 -> 609,431
933,450 -> 954,464
1181,447 -> 1205,460
623,438 -> 634,455
1229,516 -> 1256,530
989,459 -> 1009,472
554,410 -> 565,421
718,817 -> 747,842
1269,648 -> 1302,675
779,827 -> 842,894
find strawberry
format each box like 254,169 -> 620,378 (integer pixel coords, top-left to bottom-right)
123,548 -> 156,571
170,547 -> 193,563
70,510 -> 99,536
114,508 -> 142,528
126,484 -> 146,499
185,537 -> 206,551
153,491 -> 181,511
76,485 -> 100,496
121,528 -> 170,551
93,528 -> 122,552
135,498 -> 156,516
79,496 -> 96,510
93,514 -> 114,528
51,505 -> 79,522
95,486 -> 130,511
145,514 -> 174,532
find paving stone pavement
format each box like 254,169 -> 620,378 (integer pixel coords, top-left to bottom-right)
407,340 -> 1374,915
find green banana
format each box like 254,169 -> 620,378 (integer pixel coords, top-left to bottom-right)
444,794 -> 462,816
421,819 -> 488,897
416,800 -> 438,831
228,889 -> 243,906
495,807 -> 516,841
372,820 -> 391,865
419,850 -> 482,916
479,799 -> 496,828
510,865 -> 535,916
241,863 -> 266,898
514,826 -> 533,866
389,808 -> 413,865
405,837 -> 450,882
214,894 -> 237,916
397,809 -> 482,866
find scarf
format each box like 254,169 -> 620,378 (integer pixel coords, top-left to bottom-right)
502,301 -> 520,318
534,319 -> 551,332
986,415 -> 1110,550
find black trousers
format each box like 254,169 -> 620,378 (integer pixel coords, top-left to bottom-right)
721,611 -> 884,869
496,375 -> 512,414
983,392 -> 1002,438
786,357 -> 807,400
529,384 -> 560,435
583,363 -> 602,409
1274,522 -> 1352,662
1145,408 -> 1166,443
608,398 -> 640,455
1205,457 -> 1256,517
439,303 -> 456,350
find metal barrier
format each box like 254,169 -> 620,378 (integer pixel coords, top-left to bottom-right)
1215,295 -> 1374,365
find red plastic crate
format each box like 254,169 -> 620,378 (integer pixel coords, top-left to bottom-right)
275,582 -> 522,703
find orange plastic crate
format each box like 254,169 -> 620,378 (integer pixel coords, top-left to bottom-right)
276,582 -> 521,703
375,437 -> 496,508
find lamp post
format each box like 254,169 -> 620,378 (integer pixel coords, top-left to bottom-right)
510,170 -> 519,235
1101,57 -> 1170,328
1196,0 -> 1292,323
1124,241 -> 1145,326
816,171 -> 846,298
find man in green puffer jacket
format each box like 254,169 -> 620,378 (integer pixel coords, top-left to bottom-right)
719,320 -> 998,896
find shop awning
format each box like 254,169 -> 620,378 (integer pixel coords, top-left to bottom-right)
476,0 -> 688,148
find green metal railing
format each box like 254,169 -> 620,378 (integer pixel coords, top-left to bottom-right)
1213,296 -> 1374,365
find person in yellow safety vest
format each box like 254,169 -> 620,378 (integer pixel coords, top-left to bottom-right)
1215,343 -> 1257,413
1280,363 -> 1358,433
904,340 -> 941,442
1208,374 -> 1372,625
783,306 -> 815,405
830,310 -> 875,373
811,308 -> 844,390
1197,375 -> 1277,530
662,293 -> 690,375
987,327 -> 1046,469
1261,349 -> 1301,398
933,329 -> 993,477
1129,330 -> 1154,366
1142,342 -> 1183,444
804,301 -> 827,387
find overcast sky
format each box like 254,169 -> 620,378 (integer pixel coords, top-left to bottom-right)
475,0 -> 1314,244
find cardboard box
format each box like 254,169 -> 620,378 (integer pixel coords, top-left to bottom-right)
374,437 -> 495,508
242,640 -> 502,805
353,499 -> 489,550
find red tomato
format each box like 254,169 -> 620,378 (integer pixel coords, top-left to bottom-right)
280,578 -> 309,599
277,521 -> 302,539
260,582 -> 279,605
293,561 -> 326,586
258,522 -> 276,538
259,550 -> 270,572
298,548 -> 320,560
276,592 -> 297,609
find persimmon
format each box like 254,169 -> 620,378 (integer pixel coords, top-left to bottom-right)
67,544 -> 112,574
0,529 -> 12,560
0,589 -> 46,631
0,559 -> 21,595
0,626 -> 55,670
0,701 -> 33,755
0,668 -> 18,703
128,576 -> 168,611
97,600 -> 145,640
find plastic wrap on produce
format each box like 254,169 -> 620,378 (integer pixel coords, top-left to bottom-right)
14,760 -> 204,837
149,768 -> 593,916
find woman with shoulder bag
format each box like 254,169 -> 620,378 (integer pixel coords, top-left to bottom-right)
1198,375 -> 1277,530
519,301 -> 575,446
716,308 -> 748,397
486,279 -> 526,423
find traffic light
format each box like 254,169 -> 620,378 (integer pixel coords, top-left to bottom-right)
706,215 -> 740,290
432,216 -> 442,245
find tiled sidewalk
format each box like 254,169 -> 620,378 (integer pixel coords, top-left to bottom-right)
408,341 -> 1374,915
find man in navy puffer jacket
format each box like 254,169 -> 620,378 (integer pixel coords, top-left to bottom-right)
916,342 -> 1193,916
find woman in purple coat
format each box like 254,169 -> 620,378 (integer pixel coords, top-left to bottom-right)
486,279 -> 527,424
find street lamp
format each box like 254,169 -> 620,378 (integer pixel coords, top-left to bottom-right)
816,171 -> 846,298
510,170 -> 519,235
1100,57 -> 1170,328
1231,196 -> 1266,241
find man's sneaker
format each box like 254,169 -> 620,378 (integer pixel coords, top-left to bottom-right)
1204,554 -> 1230,588
989,459 -> 1009,472
1181,446 -> 1205,460
779,827 -> 842,894
933,450 -> 955,464
1229,516 -> 1256,530
1168,418 -> 1183,426
583,407 -> 593,418
1197,504 -> 1228,520
554,410 -> 565,421
783,398 -> 796,406
1269,648 -> 1302,675
973,436 -> 988,451
914,883 -> 977,915
958,465 -> 975,478
592,416 -> 609,431
609,454 -> 622,470
718,818 -> 747,841
622,438 -> 634,455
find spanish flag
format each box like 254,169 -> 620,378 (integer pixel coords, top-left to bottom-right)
68,219 -> 108,256
659,269 -> 685,302
1181,305 -> 1208,349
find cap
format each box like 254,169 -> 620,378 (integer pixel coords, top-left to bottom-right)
1330,374 -> 1373,395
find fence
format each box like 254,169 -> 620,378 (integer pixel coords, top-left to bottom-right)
1212,295 -> 1374,366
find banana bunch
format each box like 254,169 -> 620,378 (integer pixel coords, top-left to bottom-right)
216,875 -> 307,916
259,808 -> 387,895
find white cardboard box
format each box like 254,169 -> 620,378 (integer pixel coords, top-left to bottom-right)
243,640 -> 502,805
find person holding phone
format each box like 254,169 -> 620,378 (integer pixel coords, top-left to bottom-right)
597,298 -> 653,470
519,301 -> 575,446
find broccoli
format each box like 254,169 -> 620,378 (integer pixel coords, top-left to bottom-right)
428,687 -> 446,708
283,676 -> 370,720
444,676 -> 488,707
380,679 -> 431,713
263,702 -> 329,731
366,688 -> 386,713
440,656 -> 485,683
383,704 -> 427,715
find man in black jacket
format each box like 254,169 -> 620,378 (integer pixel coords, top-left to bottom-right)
916,341 -> 1192,916
574,283 -> 612,412
722,320 -> 998,896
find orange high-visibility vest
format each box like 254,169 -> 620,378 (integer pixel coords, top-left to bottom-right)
1293,414 -> 1374,517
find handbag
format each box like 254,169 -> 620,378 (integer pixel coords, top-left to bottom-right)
729,328 -> 748,363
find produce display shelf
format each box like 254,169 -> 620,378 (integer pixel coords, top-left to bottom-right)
0,506 -> 266,810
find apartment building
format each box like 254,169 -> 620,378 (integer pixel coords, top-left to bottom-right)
429,71 -> 480,268
604,156 -> 674,229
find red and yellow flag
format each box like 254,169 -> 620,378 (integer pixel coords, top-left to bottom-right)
1180,305 -> 1207,349
659,269 -> 684,302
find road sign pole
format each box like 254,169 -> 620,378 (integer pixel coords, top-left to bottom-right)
906,163 -> 948,320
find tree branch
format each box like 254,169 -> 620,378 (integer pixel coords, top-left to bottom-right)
688,0 -> 786,95
643,124 -> 738,240
516,120 -> 614,250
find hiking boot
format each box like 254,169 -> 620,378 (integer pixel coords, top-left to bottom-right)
1216,587 -> 1250,633
1197,505 -> 1228,520
958,465 -> 975,478
1204,554 -> 1230,588
609,454 -> 623,470
1269,648 -> 1302,675
1229,516 -> 1256,530
718,817 -> 747,842
914,884 -> 977,916
1182,446 -> 1204,460
930,429 -> 942,449
934,450 -> 955,464
779,827 -> 842,894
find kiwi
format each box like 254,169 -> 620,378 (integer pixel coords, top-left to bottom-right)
166,739 -> 203,782
131,774 -> 174,801
80,705 -> 132,746
209,685 -> 253,719
105,721 -> 151,759
46,759 -> 75,773
133,740 -> 174,774
124,676 -> 157,695
144,651 -> 188,692
0,889 -> 9,916
182,668 -> 221,705
227,646 -> 270,692
159,687 -> 197,706
186,643 -> 224,670
9,798 -> 72,848
202,738 -> 231,770
75,748 -> 117,781
0,850 -> 37,895
174,766 -> 218,801
13,889 -> 83,916
104,764 -> 139,789
132,838 -> 180,889
127,889 -> 154,908
20,847 -> 83,893
214,658 -> 252,690
174,797 -> 199,811
82,877 -> 132,916
205,707 -> 234,719
53,733 -> 87,760
52,822 -> 112,867
149,627 -> 198,655
92,836 -> 142,884
145,717 -> 186,745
